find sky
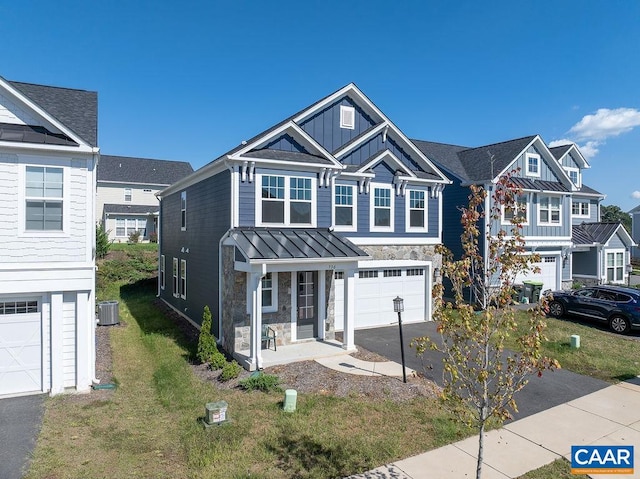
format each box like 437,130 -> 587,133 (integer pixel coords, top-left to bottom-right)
2,1 -> 639,211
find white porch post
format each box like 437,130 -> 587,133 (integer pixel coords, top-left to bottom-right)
50,292 -> 64,396
75,291 -> 91,392
249,272 -> 264,371
318,269 -> 326,340
342,268 -> 356,351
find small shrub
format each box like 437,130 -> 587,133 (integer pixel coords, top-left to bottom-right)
220,361 -> 242,382
239,372 -> 281,393
209,351 -> 227,370
128,230 -> 141,244
149,231 -> 158,243
197,306 -> 219,364
96,222 -> 112,259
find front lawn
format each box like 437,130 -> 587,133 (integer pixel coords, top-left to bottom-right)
26,249 -> 472,478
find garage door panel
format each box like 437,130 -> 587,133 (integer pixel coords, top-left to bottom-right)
0,309 -> 42,396
514,256 -> 557,291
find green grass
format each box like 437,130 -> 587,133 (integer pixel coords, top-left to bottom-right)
26,258 -> 473,478
517,458 -> 573,478
508,310 -> 640,382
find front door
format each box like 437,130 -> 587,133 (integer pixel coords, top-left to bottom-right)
296,271 -> 317,340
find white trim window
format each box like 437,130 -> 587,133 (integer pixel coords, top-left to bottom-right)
502,194 -> 529,225
334,184 -> 356,231
406,189 -> 428,232
180,259 -> 187,299
606,250 -> 625,283
124,188 -> 132,202
564,167 -> 581,187
538,195 -> 561,225
370,184 -> 393,231
115,217 -> 146,238
180,191 -> 187,231
261,272 -> 278,313
571,200 -> 590,218
160,255 -> 165,290
172,257 -> 179,297
525,153 -> 541,177
340,105 -> 355,129
257,174 -> 316,226
25,166 -> 63,231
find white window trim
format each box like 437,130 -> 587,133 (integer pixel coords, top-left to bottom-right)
340,105 -> 355,129
114,217 -> 147,238
571,199 -> 590,218
537,194 -> 562,226
262,272 -> 278,313
255,173 -> 317,227
180,259 -> 187,299
172,257 -> 179,298
525,153 -> 541,177
564,166 -> 581,187
18,162 -> 71,237
160,255 -> 165,290
332,183 -> 357,232
180,191 -> 187,231
124,187 -> 132,202
605,249 -> 626,284
405,189 -> 428,233
370,183 -> 394,232
501,193 -> 530,226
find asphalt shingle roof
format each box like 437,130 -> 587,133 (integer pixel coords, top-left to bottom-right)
549,144 -> 572,160
572,222 -> 622,245
98,155 -> 193,185
8,80 -> 98,146
576,184 -> 603,196
103,204 -> 159,215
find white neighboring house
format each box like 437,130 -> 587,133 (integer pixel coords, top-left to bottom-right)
97,155 -> 193,242
0,77 -> 99,397
631,204 -> 640,261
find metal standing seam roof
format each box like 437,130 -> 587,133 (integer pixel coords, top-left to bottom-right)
510,177 -> 569,192
572,222 -> 623,246
230,228 -> 370,261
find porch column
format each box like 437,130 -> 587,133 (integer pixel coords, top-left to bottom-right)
75,291 -> 91,392
50,293 -> 64,396
342,268 -> 356,351
249,272 -> 264,371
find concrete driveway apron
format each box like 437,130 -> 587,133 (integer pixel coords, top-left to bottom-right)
0,394 -> 45,479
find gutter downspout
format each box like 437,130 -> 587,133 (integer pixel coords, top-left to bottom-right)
156,196 -> 162,298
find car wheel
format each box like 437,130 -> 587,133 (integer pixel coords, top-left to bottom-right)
548,300 -> 565,318
609,315 -> 631,334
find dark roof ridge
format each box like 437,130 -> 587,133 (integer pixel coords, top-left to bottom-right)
411,138 -> 471,150
8,79 -> 95,94
462,134 -> 538,153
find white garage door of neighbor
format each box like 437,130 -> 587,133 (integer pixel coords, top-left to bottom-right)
334,267 -> 427,331
514,256 -> 558,291
0,300 -> 42,396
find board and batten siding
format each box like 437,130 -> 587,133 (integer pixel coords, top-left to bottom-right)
299,96 -> 376,153
160,170 -> 231,336
560,152 -> 579,169
571,197 -> 600,225
340,134 -> 423,173
0,154 -> 90,264
512,145 -> 558,182
62,293 -> 76,388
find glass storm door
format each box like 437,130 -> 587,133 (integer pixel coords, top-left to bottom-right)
296,271 -> 317,339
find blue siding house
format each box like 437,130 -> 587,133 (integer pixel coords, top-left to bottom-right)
631,204 -> 640,261
413,136 -> 634,293
157,84 -> 450,370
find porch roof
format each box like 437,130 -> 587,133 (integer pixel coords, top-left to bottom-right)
230,227 -> 369,261
572,222 -> 623,246
103,204 -> 159,215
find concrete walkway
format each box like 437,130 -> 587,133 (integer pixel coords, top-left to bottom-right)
345,379 -> 640,478
315,355 -> 415,377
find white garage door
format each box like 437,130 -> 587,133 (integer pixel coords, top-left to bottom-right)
334,266 -> 427,331
514,256 -> 558,291
0,300 -> 42,397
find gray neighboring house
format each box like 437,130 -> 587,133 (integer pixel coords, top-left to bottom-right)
630,204 -> 640,260
97,155 -> 193,242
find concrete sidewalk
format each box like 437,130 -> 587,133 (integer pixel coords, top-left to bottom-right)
347,380 -> 640,478
315,355 -> 415,377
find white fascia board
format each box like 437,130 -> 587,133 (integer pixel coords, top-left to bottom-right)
565,144 -> 590,169
0,140 -> 95,156
333,122 -> 388,158
99,180 -> 171,187
357,150 -> 415,177
573,191 -> 605,199
232,157 -> 339,171
157,158 -> 229,198
356,259 -> 431,269
338,171 -> 376,179
396,175 -> 449,185
0,79 -> 92,148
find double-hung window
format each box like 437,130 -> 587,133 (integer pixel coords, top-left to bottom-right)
564,167 -> 580,187
259,174 -> 315,226
406,190 -> 427,231
25,166 -> 63,231
261,272 -> 278,313
370,185 -> 393,231
172,258 -> 179,297
115,218 -> 146,237
539,196 -> 561,225
606,251 -> 625,283
526,153 -> 540,177
180,259 -> 187,299
502,194 -> 529,224
180,191 -> 187,230
334,184 -> 355,230
571,200 -> 590,217
124,188 -> 132,202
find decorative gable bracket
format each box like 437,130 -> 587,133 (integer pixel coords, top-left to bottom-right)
240,161 -> 256,183
393,176 -> 408,196
430,184 -> 443,198
318,168 -> 339,188
358,177 -> 371,194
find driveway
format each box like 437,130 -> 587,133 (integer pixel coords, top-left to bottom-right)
0,394 -> 45,479
355,321 -> 609,421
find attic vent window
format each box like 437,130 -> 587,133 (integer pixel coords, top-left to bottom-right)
340,105 -> 355,130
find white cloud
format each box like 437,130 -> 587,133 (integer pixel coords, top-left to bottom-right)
632,191 -> 640,199
568,107 -> 640,141
548,139 -> 574,148
577,140 -> 601,160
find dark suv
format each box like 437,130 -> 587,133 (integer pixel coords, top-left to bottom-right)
546,285 -> 640,334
